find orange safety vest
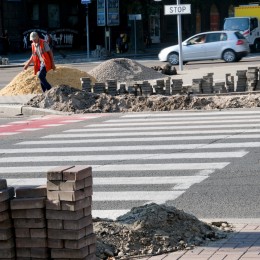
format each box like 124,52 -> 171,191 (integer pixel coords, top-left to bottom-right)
31,39 -> 52,75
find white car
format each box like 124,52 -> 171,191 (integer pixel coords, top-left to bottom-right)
158,31 -> 250,65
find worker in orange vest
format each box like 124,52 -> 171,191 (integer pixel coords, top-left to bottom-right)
24,31 -> 56,92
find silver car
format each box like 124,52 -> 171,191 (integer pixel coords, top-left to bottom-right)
158,31 -> 250,65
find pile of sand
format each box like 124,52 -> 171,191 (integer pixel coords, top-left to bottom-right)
0,66 -> 96,96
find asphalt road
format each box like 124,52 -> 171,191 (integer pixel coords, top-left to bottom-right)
1,110 -> 260,220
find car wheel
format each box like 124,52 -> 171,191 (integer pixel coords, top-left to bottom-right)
168,52 -> 179,65
222,50 -> 237,62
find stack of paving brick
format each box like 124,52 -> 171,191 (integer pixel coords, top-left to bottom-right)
0,179 -> 15,259
213,82 -> 227,93
225,73 -> 235,92
165,77 -> 171,95
80,77 -> 92,92
46,166 -> 96,260
201,73 -> 213,94
171,79 -> 183,95
140,81 -> 153,96
11,185 -> 48,259
236,70 -> 247,92
118,84 -> 127,94
246,67 -> 259,91
191,79 -> 202,94
154,79 -> 165,95
106,79 -> 118,96
93,82 -> 105,94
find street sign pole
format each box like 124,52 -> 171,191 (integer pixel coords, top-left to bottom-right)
82,0 -> 91,59
177,0 -> 183,71
164,2 -> 191,71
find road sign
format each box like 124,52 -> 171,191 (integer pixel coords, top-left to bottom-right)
164,4 -> 191,15
81,0 -> 91,4
128,14 -> 142,21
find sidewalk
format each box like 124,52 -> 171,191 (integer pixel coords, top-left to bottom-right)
137,220 -> 260,260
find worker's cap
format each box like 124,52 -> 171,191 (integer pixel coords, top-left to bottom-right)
30,31 -> 38,41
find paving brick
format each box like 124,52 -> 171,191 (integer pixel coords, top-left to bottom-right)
63,215 -> 92,230
13,218 -> 46,229
11,208 -> 45,219
10,197 -> 46,210
47,166 -> 75,181
84,176 -> 93,187
16,238 -> 47,248
0,219 -> 12,229
47,180 -> 61,191
62,165 -> 92,181
84,206 -> 91,217
16,247 -> 30,257
46,209 -> 84,220
0,237 -> 15,249
30,247 -> 50,258
51,246 -> 89,258
0,228 -> 13,240
0,247 -> 15,258
48,227 -> 86,240
61,197 -> 92,211
15,185 -> 47,198
48,189 -> 86,202
48,238 -> 64,249
88,243 -> 96,254
0,187 -> 14,202
0,179 -> 7,190
84,187 -> 93,198
86,224 -> 94,236
0,210 -> 10,222
46,199 -> 61,210
64,233 -> 96,249
15,228 -> 30,238
60,180 -> 85,191
0,200 -> 9,213
47,219 -> 63,229
30,228 -> 47,238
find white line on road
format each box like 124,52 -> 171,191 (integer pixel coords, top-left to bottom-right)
0,151 -> 247,162
0,162 -> 229,174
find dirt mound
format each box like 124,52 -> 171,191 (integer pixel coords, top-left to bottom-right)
26,85 -> 260,113
0,66 -> 95,96
88,58 -> 167,83
94,203 -> 232,259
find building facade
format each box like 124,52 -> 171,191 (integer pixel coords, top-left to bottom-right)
0,0 -> 252,54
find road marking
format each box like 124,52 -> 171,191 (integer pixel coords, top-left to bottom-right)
0,151 -> 247,163
0,162 -> 229,174
93,191 -> 186,203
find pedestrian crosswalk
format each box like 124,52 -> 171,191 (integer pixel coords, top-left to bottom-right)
1,110 -> 260,219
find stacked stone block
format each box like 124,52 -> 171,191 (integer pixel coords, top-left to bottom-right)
106,79 -> 118,96
191,79 -> 202,94
140,81 -> 153,97
236,70 -> 247,92
202,73 -> 214,94
225,74 -> 235,92
93,82 -> 105,94
80,77 -> 92,92
46,166 -> 96,260
11,185 -> 49,259
171,79 -> 183,95
165,78 -> 171,95
213,82 -> 227,94
246,67 -> 259,91
154,79 -> 165,95
118,84 -> 127,95
0,179 -> 15,259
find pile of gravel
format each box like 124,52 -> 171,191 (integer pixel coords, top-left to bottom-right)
88,58 -> 167,83
94,203 -> 232,259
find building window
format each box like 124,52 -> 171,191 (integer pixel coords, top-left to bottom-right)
48,4 -> 60,28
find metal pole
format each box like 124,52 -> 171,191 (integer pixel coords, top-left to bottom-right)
176,0 -> 183,71
134,17 -> 137,56
86,4 -> 90,59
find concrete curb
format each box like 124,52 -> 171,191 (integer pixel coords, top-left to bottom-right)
21,106 -> 71,116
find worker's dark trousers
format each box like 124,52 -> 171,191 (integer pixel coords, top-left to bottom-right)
38,63 -> 52,92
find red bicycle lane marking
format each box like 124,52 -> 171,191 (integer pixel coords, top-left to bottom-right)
0,114 -> 107,136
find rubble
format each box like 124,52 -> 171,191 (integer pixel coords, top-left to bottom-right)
94,203 -> 233,259
26,85 -> 260,113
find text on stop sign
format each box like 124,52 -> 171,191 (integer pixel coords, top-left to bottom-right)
164,5 -> 191,15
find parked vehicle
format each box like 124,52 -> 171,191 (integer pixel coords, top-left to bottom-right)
158,31 -> 249,65
223,4 -> 260,52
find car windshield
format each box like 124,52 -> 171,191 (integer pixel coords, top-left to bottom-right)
224,18 -> 249,31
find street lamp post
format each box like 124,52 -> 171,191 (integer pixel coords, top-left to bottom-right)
82,0 -> 91,60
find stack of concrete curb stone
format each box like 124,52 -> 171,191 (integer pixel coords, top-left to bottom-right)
0,180 -> 15,259
0,165 -> 96,260
80,66 -> 260,96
